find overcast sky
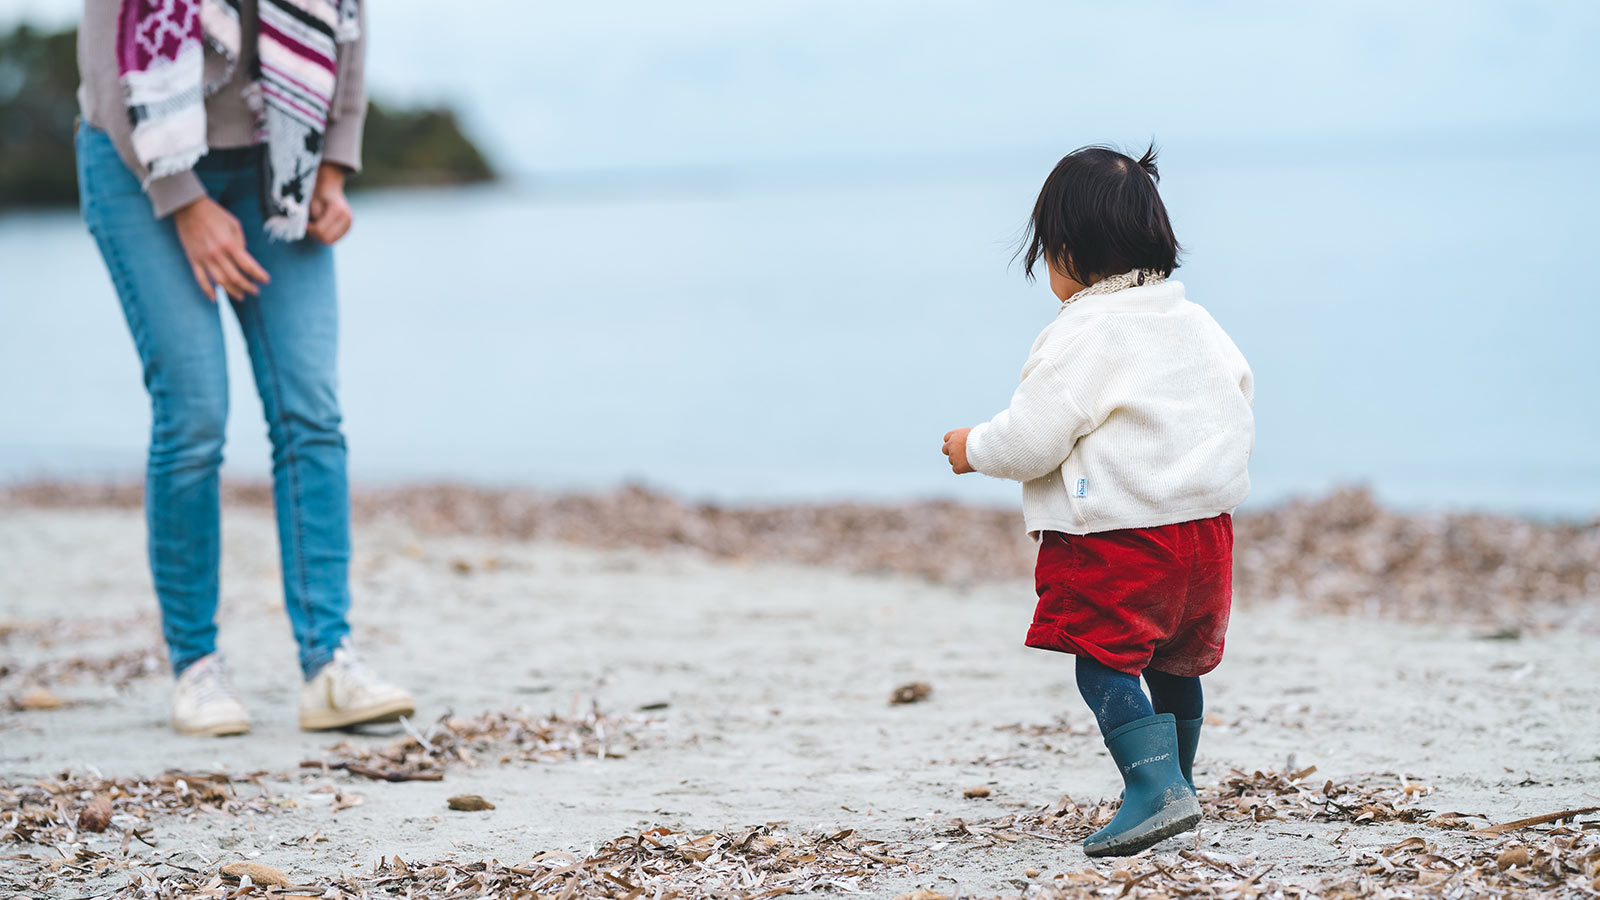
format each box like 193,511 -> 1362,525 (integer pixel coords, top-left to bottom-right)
12,1 -> 1598,171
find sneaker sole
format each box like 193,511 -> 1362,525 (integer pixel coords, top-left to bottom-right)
173,718 -> 251,737
299,697 -> 416,731
1084,799 -> 1202,858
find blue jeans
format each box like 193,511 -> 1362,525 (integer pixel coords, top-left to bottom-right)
76,124 -> 352,680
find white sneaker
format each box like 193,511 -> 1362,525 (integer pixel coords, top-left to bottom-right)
171,654 -> 251,737
299,641 -> 416,731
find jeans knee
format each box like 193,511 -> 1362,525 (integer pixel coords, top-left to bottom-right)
269,392 -> 345,453
150,394 -> 227,473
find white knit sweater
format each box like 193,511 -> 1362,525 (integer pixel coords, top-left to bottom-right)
965,279 -> 1254,536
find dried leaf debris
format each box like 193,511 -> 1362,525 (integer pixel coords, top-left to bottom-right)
13,482 -> 1595,630
304,706 -> 661,780
2,706 -> 663,895
9,823 -> 918,899
2,645 -> 165,709
1202,765 -> 1438,826
936,768 -> 1599,899
927,826 -> 1600,899
946,767 -> 1440,848
6,761 -> 1598,899
1,768 -> 284,894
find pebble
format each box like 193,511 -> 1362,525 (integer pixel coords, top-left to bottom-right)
220,861 -> 291,887
447,794 -> 495,811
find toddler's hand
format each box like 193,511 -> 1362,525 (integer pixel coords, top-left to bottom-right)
942,428 -> 974,474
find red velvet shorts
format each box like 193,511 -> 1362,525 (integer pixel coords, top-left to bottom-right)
1027,514 -> 1233,677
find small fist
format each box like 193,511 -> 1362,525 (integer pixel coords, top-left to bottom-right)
942,427 -> 974,475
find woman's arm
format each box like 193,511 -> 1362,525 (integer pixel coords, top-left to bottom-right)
76,4 -> 205,218
307,2 -> 365,245
79,3 -> 265,298
320,1 -> 368,175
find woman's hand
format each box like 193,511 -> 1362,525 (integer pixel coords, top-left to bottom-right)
173,196 -> 270,301
306,163 -> 353,245
942,427 -> 975,474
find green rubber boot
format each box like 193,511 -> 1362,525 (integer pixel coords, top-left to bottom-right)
1084,713 -> 1201,858
1119,716 -> 1203,799
1175,716 -> 1203,792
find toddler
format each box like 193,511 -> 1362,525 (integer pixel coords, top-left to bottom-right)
941,144 -> 1254,857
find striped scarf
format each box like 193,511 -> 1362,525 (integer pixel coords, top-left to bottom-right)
115,0 -> 360,240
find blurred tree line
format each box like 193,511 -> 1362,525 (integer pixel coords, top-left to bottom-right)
0,23 -> 494,209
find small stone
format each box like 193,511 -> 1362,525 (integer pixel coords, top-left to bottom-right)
1024,869 -> 1040,878
17,687 -> 63,710
76,796 -> 112,832
220,861 -> 291,887
1497,845 -> 1531,869
963,786 -> 991,799
889,682 -> 932,705
447,794 -> 495,811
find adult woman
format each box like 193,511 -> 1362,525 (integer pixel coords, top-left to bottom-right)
75,0 -> 413,736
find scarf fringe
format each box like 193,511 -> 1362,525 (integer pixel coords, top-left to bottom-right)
335,0 -> 361,43
141,144 -> 209,187
118,0 -> 355,236
201,33 -> 240,97
262,213 -> 306,242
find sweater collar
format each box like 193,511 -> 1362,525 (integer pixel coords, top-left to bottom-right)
1058,276 -> 1185,317
1062,269 -> 1166,306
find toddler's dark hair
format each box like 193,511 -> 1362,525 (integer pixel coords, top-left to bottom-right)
1017,142 -> 1181,284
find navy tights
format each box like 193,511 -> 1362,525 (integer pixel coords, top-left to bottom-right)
1075,656 -> 1203,735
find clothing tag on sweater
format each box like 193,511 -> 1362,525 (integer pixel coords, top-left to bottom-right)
1074,478 -> 1088,498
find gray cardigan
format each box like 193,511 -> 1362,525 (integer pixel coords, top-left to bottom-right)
76,0 -> 368,218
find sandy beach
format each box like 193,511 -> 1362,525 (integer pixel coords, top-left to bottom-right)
3,491 -> 1598,898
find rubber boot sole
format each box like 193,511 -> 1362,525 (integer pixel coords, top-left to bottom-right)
1084,793 -> 1202,858
299,697 -> 416,731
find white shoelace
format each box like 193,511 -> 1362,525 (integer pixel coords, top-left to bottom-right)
331,644 -> 380,689
185,659 -> 239,706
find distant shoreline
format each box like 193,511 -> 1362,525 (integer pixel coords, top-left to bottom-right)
0,24 -> 495,210
5,480 -> 1596,633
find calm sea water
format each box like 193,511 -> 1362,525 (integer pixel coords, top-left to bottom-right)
2,143 -> 1597,517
